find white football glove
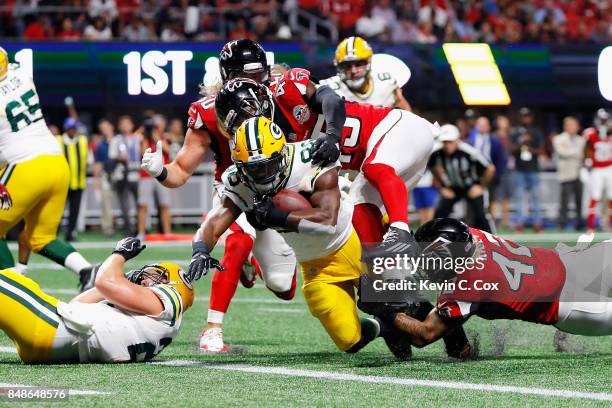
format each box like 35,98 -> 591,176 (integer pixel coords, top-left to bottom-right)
141,140 -> 164,178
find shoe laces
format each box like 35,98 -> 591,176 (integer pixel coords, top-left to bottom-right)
382,228 -> 400,244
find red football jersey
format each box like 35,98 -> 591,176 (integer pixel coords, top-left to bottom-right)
270,68 -> 393,170
436,228 -> 566,325
584,127 -> 612,168
187,95 -> 233,182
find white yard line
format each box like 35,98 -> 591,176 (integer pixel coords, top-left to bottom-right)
151,361 -> 612,402
256,307 -> 306,313
0,383 -> 108,396
0,346 -> 17,353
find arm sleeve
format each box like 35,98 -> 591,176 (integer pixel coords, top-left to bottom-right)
312,85 -> 346,143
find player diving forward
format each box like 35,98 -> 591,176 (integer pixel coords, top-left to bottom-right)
365,218 -> 612,350
188,116 -> 412,358
141,39 -> 298,353
320,36 -> 411,110
0,237 -> 193,363
0,47 -> 97,291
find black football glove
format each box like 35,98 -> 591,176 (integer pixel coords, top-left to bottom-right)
312,134 -> 340,166
253,196 -> 289,229
113,237 -> 146,261
0,182 -> 12,211
188,241 -> 224,282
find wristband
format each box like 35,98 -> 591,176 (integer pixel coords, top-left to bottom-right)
192,240 -> 209,255
155,167 -> 168,182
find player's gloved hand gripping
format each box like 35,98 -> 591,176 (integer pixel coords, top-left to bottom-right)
188,241 -> 224,282
141,140 -> 167,181
312,134 -> 340,166
113,237 -> 146,261
0,182 -> 12,210
252,195 -> 289,229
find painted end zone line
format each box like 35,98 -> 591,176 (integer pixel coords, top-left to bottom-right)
152,360 -> 612,402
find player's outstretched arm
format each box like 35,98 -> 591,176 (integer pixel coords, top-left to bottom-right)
91,238 -> 165,315
142,128 -> 211,188
188,197 -> 240,281
306,81 -> 344,165
392,309 -> 452,348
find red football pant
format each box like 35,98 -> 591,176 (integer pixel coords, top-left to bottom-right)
209,228 -> 253,314
352,203 -> 384,243
362,163 -> 408,225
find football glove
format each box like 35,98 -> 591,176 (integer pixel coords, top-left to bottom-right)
113,237 -> 146,261
312,134 -> 340,166
188,241 -> 224,282
0,182 -> 12,210
141,140 -> 164,178
253,196 -> 289,229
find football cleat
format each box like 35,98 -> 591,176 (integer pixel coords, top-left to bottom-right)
381,321 -> 412,361
240,255 -> 262,289
363,226 -> 418,262
78,264 -> 99,293
199,328 -> 229,354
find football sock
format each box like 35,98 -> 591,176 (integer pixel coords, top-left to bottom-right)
346,317 -> 381,353
0,239 -> 14,269
587,199 -> 598,230
13,263 -> 28,275
362,163 -> 409,225
352,203 -> 384,243
38,239 -> 78,268
65,251 -> 92,274
208,232 -> 253,318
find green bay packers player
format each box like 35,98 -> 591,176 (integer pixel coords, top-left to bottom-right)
320,36 -> 411,110
0,237 -> 194,363
0,47 -> 97,291
189,116 -> 411,358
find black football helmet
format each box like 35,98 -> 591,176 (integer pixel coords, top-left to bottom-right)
215,78 -> 275,135
219,39 -> 270,83
414,218 -> 475,281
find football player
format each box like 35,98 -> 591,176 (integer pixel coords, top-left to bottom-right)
584,109 -> 612,233
0,46 -> 97,291
141,39 -> 297,353
0,237 -> 194,363
216,61 -> 434,259
367,218 -> 612,350
188,115 -> 412,359
320,36 -> 411,111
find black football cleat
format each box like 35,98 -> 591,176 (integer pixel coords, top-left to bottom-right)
78,264 -> 99,293
376,316 -> 412,361
443,325 -> 472,359
363,226 -> 418,262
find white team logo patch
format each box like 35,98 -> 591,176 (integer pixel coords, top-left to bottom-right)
178,268 -> 193,289
292,105 -> 310,125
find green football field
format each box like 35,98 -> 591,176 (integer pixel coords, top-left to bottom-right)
0,232 -> 611,407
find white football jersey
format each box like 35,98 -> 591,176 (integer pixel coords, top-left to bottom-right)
222,140 -> 354,262
0,64 -> 60,164
56,284 -> 183,363
320,72 -> 398,107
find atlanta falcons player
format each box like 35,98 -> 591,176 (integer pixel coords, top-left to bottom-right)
141,39 -> 297,353
584,109 -> 612,233
369,218 -> 612,349
215,49 -> 435,261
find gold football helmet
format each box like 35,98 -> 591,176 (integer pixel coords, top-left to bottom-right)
232,116 -> 289,194
334,36 -> 373,91
127,262 -> 195,311
0,47 -> 8,83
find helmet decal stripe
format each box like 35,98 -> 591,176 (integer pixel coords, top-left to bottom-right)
347,36 -> 355,57
246,116 -> 258,155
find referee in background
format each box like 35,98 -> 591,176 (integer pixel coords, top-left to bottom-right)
428,124 -> 496,232
56,117 -> 89,241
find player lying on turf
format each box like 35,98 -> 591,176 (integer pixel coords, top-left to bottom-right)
188,116 -> 414,358
364,218 -> 612,350
0,237 -> 193,363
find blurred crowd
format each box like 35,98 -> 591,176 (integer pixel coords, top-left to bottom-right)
51,110 -> 186,240
1,0 -> 610,43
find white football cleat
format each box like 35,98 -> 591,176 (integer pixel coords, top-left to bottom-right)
199,328 -> 229,353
